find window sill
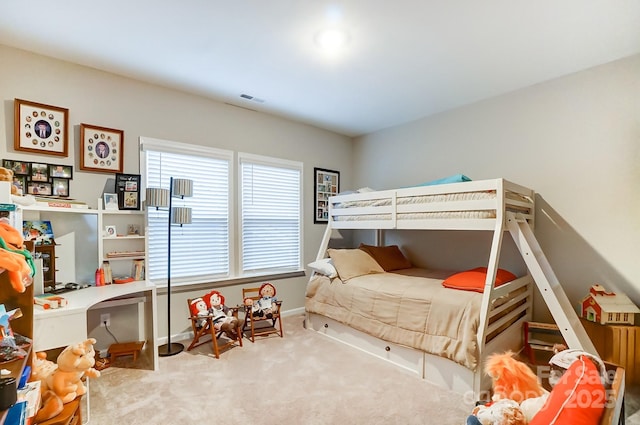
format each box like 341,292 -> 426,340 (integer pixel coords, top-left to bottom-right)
155,270 -> 306,295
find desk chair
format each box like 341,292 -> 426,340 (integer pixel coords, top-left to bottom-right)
186,298 -> 242,358
241,286 -> 284,342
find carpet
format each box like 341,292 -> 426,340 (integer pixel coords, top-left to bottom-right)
88,315 -> 474,424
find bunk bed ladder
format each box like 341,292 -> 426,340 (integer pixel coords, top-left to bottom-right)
505,212 -> 599,356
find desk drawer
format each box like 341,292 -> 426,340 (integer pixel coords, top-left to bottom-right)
34,312 -> 86,351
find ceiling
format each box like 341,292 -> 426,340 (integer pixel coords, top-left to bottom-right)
1,1 -> 639,137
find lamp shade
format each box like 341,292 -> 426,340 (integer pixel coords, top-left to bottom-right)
172,207 -> 192,225
172,179 -> 193,198
146,188 -> 169,208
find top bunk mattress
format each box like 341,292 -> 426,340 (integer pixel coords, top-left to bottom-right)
328,178 -> 535,229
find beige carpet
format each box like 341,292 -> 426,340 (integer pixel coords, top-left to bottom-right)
88,314 -> 474,425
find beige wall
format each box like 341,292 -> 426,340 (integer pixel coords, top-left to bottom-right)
0,45 -> 352,344
353,54 -> 640,321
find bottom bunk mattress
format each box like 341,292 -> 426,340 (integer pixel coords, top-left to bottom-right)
305,268 -> 482,370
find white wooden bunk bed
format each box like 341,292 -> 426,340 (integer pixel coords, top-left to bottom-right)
305,178 -> 598,399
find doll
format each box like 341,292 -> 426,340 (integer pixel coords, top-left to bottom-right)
254,282 -> 278,319
189,297 -> 210,329
206,290 -> 239,339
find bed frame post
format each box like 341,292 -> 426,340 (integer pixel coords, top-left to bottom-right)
316,223 -> 334,261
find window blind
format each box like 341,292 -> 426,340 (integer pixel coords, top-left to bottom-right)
240,157 -> 302,274
145,148 -> 230,284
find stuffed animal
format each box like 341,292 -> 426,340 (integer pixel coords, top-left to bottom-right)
0,220 -> 35,293
253,282 -> 278,319
485,351 -> 546,404
206,290 -> 239,339
30,351 -> 64,422
45,338 -> 101,404
190,297 -> 211,328
470,399 -> 527,425
0,167 -> 18,195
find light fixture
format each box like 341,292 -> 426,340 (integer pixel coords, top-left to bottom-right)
315,28 -> 349,51
146,177 -> 193,357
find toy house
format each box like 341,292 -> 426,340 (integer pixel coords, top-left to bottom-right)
581,284 -> 640,325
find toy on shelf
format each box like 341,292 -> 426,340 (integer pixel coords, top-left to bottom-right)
581,284 -> 640,325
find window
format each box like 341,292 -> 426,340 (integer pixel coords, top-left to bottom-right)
240,154 -> 302,275
141,138 -> 303,286
141,137 -> 232,285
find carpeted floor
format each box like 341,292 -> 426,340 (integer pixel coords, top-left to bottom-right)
88,315 -> 474,424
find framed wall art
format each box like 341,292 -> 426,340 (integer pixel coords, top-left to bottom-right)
14,98 -> 69,157
314,167 -> 340,224
80,123 -> 124,173
2,159 -> 72,197
115,173 -> 141,210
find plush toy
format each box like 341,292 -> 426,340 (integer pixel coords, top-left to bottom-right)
45,338 -> 101,404
253,282 -> 278,319
469,399 -> 527,425
0,167 -> 18,195
0,220 -> 35,293
485,351 -> 546,404
189,297 -> 210,328
206,290 -> 239,339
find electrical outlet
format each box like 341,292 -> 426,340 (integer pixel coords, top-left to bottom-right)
100,313 -> 110,327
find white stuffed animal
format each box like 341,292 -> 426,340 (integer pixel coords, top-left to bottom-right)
471,399 -> 527,425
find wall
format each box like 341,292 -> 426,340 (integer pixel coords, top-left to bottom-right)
352,54 -> 640,321
0,44 -> 352,344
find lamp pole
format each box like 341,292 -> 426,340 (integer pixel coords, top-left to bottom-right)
158,176 -> 184,356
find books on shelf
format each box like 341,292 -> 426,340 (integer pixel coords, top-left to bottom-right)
106,250 -> 145,258
133,259 -> 145,281
34,196 -> 89,209
102,261 -> 113,285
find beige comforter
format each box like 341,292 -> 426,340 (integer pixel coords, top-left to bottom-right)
305,268 -> 482,370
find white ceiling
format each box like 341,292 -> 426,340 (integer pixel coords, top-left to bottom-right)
1,1 -> 639,137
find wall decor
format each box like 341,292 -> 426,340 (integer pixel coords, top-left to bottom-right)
314,167 -> 340,224
2,159 -> 73,198
104,193 -> 118,210
115,173 -> 141,210
80,123 -> 124,173
14,98 -> 69,157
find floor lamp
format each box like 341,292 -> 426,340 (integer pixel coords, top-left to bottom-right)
146,177 -> 193,357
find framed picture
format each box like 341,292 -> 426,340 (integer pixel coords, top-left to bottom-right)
22,220 -> 55,244
314,167 -> 340,224
27,182 -> 52,196
12,176 -> 26,195
48,164 -> 73,179
104,225 -> 117,237
30,163 -> 49,182
80,123 -> 124,173
52,178 -> 69,197
103,193 -> 119,210
14,98 -> 69,157
3,160 -> 30,176
115,173 -> 141,210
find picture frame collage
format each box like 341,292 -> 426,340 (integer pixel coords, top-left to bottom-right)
3,159 -> 73,198
314,167 -> 340,224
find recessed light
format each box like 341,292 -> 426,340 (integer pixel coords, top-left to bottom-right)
315,28 -> 349,51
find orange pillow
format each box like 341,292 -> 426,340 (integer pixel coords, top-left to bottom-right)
358,244 -> 412,271
441,267 -> 516,293
529,356 -> 605,425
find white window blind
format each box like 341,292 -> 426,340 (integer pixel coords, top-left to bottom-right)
144,144 -> 231,284
240,156 -> 302,274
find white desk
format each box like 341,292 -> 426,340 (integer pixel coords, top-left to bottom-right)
33,280 -> 158,371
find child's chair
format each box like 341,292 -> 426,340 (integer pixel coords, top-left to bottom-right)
241,285 -> 284,342
186,297 -> 242,358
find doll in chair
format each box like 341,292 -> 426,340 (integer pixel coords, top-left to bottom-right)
206,290 -> 239,340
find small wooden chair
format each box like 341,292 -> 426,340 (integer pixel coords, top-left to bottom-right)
186,298 -> 242,358
241,286 -> 284,342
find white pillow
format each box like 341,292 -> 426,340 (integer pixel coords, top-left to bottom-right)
307,258 -> 338,278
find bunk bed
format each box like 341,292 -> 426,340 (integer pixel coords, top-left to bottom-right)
305,178 -> 599,398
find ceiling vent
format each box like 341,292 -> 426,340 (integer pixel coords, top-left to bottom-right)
240,93 -> 265,103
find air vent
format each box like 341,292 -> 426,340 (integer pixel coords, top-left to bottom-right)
240,94 -> 265,103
